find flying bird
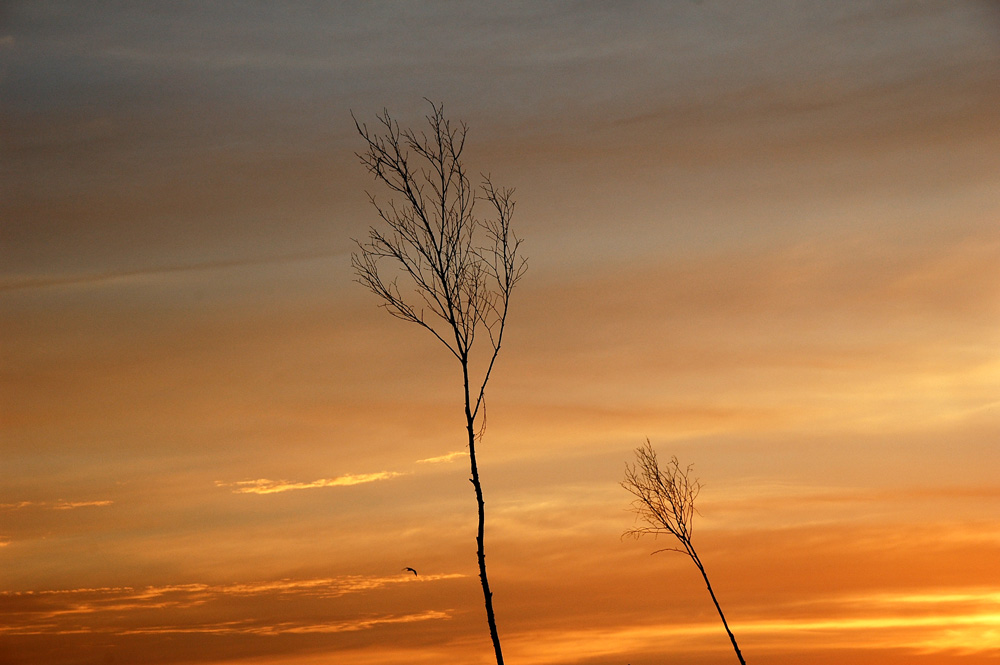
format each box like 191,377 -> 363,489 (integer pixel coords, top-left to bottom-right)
403,567 -> 417,576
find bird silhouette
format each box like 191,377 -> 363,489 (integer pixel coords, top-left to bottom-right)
403,567 -> 417,576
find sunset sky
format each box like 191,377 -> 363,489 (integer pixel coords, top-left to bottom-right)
3,2 -> 1000,664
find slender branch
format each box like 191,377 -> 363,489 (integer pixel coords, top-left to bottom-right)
622,440 -> 746,665
351,100 -> 525,665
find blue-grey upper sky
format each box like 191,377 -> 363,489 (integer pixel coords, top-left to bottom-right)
4,1 -> 999,280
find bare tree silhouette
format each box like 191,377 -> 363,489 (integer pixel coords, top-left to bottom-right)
622,440 -> 746,665
352,100 -> 526,665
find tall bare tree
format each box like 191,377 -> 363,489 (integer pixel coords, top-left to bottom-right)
352,100 -> 526,665
622,440 -> 746,665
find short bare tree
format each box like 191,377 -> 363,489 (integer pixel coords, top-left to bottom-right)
622,440 -> 746,665
352,100 -> 526,665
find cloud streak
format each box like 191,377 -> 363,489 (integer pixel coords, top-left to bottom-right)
416,451 -> 466,464
0,574 -> 464,637
216,472 -> 406,495
503,590 -> 1000,664
0,251 -> 342,292
115,611 -> 451,637
0,500 -> 113,511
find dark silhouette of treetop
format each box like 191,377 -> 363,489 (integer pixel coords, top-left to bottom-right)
352,100 -> 525,665
352,102 -> 523,369
623,440 -> 747,665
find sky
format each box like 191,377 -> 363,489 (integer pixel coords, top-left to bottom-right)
2,1 -> 1000,663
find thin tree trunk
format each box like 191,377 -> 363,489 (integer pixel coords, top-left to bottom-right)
465,367 -> 504,665
692,553 -> 745,665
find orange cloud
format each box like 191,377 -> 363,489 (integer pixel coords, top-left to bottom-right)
114,610 -> 451,637
0,573 -> 465,637
501,603 -> 1000,664
215,471 -> 405,494
416,451 -> 466,464
0,500 -> 113,511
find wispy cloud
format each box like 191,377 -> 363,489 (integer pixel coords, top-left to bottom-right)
0,574 -> 464,637
708,482 -> 1000,510
216,471 -> 405,495
116,610 -> 451,636
416,451 -> 466,464
505,598 -> 1000,664
0,250 -> 341,292
53,500 -> 114,510
0,500 -> 113,511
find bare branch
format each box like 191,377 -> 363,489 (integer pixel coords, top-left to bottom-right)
622,441 -> 700,546
351,100 -> 526,665
622,440 -> 746,665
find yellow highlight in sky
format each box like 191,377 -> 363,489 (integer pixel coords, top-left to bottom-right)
216,472 -> 405,495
